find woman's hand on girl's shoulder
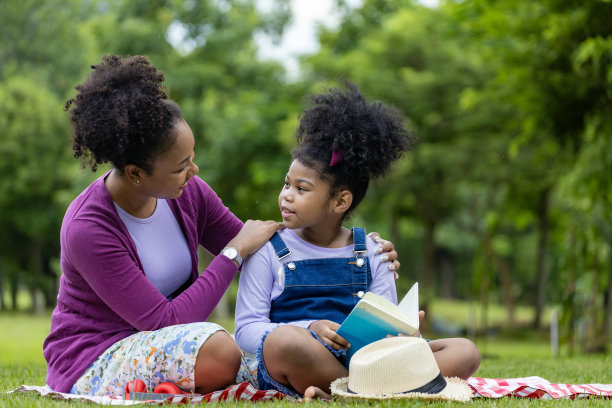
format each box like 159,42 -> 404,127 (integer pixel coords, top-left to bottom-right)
227,220 -> 284,259
368,232 -> 400,274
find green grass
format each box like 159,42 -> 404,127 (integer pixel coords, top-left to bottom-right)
430,298 -> 547,329
0,313 -> 49,365
1,310 -> 611,407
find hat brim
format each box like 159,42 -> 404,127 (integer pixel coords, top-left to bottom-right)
330,376 -> 473,402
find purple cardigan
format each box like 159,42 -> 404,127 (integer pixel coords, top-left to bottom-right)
43,172 -> 243,392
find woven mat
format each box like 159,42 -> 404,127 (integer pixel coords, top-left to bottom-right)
468,376 -> 612,399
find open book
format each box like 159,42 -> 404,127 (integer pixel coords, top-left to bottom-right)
336,282 -> 419,364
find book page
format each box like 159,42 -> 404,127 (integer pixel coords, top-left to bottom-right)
397,282 -> 419,329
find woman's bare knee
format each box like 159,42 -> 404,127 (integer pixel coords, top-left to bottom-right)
194,331 -> 241,393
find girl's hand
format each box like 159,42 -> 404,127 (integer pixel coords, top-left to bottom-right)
386,310 -> 426,338
308,320 -> 350,351
226,220 -> 284,260
368,232 -> 400,274
414,310 -> 425,337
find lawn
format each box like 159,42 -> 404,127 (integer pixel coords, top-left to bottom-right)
1,310 -> 610,407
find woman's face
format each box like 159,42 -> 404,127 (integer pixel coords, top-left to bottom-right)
141,119 -> 199,199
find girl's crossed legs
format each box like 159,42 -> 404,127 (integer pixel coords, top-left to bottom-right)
262,325 -> 481,399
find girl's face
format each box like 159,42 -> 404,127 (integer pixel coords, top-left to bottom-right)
278,160 -> 338,230
141,119 -> 199,199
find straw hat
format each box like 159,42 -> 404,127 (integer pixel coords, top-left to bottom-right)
330,336 -> 473,402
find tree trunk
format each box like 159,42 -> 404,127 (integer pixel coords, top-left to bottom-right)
0,258 -> 5,310
566,228 -> 576,357
43,253 -> 59,308
30,237 -> 45,315
492,251 -> 516,328
478,239 -> 491,352
440,255 -> 454,299
482,230 -> 516,327
533,188 -> 550,329
585,248 -> 601,352
603,247 -> 612,350
423,219 -> 437,292
10,275 -> 18,310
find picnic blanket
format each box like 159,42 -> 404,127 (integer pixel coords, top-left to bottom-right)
468,376 -> 612,399
8,377 -> 612,404
8,381 -> 293,405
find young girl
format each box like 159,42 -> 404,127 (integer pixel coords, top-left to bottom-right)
234,83 -> 480,398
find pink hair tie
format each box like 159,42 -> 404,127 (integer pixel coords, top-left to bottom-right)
329,150 -> 343,167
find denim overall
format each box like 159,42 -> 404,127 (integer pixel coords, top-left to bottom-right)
256,227 -> 372,395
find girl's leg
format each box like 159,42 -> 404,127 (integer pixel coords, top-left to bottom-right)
303,386 -> 332,401
428,337 -> 481,379
193,330 -> 242,394
262,325 -> 347,394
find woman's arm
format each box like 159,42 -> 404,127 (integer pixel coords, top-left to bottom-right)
234,245 -> 312,354
64,219 -> 235,330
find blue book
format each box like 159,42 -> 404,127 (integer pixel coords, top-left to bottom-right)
337,282 -> 419,364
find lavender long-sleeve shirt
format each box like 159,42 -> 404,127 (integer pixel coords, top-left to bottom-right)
43,172 -> 243,392
234,228 -> 398,354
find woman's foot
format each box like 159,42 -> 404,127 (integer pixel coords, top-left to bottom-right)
302,386 -> 332,402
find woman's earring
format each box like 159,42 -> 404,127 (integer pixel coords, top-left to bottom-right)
136,180 -> 140,184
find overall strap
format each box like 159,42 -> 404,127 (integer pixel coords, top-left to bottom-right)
269,232 -> 291,260
352,227 -> 367,254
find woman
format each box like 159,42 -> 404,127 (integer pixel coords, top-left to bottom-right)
43,55 -> 399,397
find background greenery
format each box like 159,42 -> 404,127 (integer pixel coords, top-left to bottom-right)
1,0 -> 611,391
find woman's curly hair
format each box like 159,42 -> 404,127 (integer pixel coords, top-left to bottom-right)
64,55 -> 182,173
293,82 -> 416,217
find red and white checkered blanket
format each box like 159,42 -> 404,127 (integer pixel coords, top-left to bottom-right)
468,376 -> 612,399
10,377 -> 612,403
9,382 -> 293,405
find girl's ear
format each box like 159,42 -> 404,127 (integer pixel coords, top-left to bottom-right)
125,164 -> 143,186
333,189 -> 353,214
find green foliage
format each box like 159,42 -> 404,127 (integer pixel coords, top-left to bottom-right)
301,0 -> 612,344
0,0 -> 298,310
0,0 -> 611,359
0,75 -> 74,310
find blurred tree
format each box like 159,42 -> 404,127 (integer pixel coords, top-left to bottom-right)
304,0 -> 612,347
0,0 -> 300,312
0,76 -> 73,312
0,0 -> 94,310
0,0 -> 93,94
78,0 -> 300,221
462,0 -> 612,333
304,1 -> 486,310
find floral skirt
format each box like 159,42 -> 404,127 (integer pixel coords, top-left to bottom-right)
70,322 -> 257,396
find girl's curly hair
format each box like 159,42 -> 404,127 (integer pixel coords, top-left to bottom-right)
293,82 -> 416,217
64,55 -> 182,173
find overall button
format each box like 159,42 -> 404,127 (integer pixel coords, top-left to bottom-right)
357,291 -> 365,298
356,258 -> 365,267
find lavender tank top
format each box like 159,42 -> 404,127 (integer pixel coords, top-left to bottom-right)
114,199 -> 192,298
